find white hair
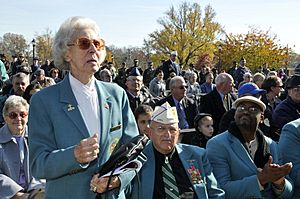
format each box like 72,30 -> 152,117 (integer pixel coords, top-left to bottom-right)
52,16 -> 104,70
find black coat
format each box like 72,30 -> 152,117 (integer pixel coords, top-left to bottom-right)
200,88 -> 237,135
160,59 -> 181,80
156,95 -> 198,128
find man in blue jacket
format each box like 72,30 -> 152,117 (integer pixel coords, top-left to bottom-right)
207,96 -> 293,199
130,102 -> 224,199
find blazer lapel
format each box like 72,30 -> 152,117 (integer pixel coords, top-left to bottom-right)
229,135 -> 257,172
59,75 -> 89,138
142,144 -> 155,198
176,145 -> 195,184
95,82 -> 113,151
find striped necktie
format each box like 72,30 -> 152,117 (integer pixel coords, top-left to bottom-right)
162,156 -> 180,199
176,102 -> 189,129
223,94 -> 230,111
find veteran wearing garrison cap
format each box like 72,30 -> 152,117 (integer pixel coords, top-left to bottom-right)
125,67 -> 155,112
130,102 -> 224,199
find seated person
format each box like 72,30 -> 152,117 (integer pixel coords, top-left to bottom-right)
279,118 -> 300,198
207,96 -> 293,199
129,102 -> 225,199
181,113 -> 213,148
31,69 -> 55,88
0,95 -> 45,199
134,104 -> 153,135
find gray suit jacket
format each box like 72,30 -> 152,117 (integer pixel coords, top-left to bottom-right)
0,125 -> 44,199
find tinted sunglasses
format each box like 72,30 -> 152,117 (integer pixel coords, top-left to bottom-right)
8,111 -> 28,119
68,38 -> 105,51
178,85 -> 188,89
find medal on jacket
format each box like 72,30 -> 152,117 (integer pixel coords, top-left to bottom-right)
187,160 -> 203,184
67,104 -> 75,111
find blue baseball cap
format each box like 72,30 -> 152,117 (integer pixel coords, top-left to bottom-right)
238,82 -> 266,97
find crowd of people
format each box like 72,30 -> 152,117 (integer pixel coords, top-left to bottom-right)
0,16 -> 300,199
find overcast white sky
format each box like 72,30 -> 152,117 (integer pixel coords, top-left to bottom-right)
0,0 -> 299,53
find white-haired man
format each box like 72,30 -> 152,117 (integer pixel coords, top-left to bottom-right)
129,102 -> 225,199
200,72 -> 237,135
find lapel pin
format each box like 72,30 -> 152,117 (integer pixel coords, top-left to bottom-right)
67,104 -> 75,112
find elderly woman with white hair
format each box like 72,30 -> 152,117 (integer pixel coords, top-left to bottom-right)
28,16 -> 139,199
0,95 -> 44,199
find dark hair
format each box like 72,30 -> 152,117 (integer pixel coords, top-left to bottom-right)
134,104 -> 153,121
155,69 -> 163,76
261,76 -> 279,92
194,113 -> 212,134
22,83 -> 43,103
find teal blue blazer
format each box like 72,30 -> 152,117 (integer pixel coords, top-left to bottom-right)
279,118 -> 300,199
129,142 -> 225,199
207,131 -> 293,199
28,75 -> 139,199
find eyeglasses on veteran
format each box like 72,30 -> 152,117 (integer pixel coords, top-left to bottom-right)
236,105 -> 261,114
7,111 -> 28,119
67,37 -> 105,51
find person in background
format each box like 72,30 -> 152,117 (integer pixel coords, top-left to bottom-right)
10,53 -> 27,76
0,53 -> 10,71
49,68 -> 62,83
279,118 -> 300,198
31,57 -> 40,74
186,71 -> 202,98
218,82 -> 266,134
0,72 -> 30,127
22,83 -> 43,104
0,95 -> 45,199
200,73 -> 236,135
143,61 -> 155,88
0,59 -> 9,83
134,104 -> 153,135
129,102 -> 225,199
227,60 -> 237,78
125,68 -> 155,112
149,69 -> 166,98
252,72 -> 265,88
233,57 -> 251,87
160,51 -> 181,80
238,72 -> 252,88
98,68 -> 112,82
28,16 -> 139,199
267,71 -> 278,78
40,59 -> 51,76
207,96 -> 293,199
181,113 -> 214,148
156,76 -> 198,130
31,69 -> 55,88
277,68 -> 287,83
114,62 -> 127,88
200,72 -> 215,94
126,58 -> 143,77
273,75 -> 300,137
260,75 -> 283,140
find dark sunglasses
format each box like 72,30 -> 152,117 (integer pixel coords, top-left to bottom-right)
68,37 -> 105,51
8,111 -> 28,119
178,85 -> 188,89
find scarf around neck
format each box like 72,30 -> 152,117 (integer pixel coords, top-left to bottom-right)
228,122 -> 271,168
